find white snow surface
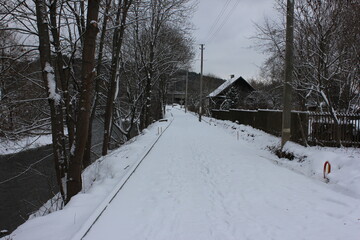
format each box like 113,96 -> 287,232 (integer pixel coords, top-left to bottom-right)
208,78 -> 237,97
4,107 -> 360,240
0,128 -> 69,155
0,134 -> 53,155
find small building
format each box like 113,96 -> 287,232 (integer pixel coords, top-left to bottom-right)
167,91 -> 186,105
207,76 -> 254,110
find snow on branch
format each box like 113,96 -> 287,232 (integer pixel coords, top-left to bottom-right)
44,62 -> 61,104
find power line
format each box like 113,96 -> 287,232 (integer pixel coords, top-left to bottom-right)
207,0 -> 241,44
205,0 -> 233,42
207,0 -> 241,43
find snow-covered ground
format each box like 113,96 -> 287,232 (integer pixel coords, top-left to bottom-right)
0,134 -> 53,155
3,107 -> 360,240
206,116 -> 360,198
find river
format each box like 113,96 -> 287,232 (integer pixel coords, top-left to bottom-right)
0,119 -> 113,236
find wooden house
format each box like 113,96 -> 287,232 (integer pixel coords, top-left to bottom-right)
207,76 -> 254,110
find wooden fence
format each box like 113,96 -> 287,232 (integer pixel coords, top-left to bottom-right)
308,112 -> 360,146
211,109 -> 360,147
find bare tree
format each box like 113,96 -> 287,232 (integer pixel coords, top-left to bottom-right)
254,0 -> 360,145
1,0 -> 195,206
132,0 -> 194,129
102,0 -> 133,156
34,0 -> 67,201
99,0 -> 194,155
83,0 -> 113,167
0,1 -> 47,138
66,0 -> 101,203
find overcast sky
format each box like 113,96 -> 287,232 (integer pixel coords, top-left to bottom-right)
190,0 -> 277,80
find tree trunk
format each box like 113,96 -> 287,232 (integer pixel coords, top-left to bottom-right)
66,0 -> 100,203
143,41 -> 155,128
83,0 -> 113,168
102,0 -> 132,156
49,0 -> 73,165
35,0 -> 67,202
144,74 -> 152,127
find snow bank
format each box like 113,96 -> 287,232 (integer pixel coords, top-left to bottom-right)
0,134 -> 53,155
207,116 -> 360,198
3,114 -> 172,240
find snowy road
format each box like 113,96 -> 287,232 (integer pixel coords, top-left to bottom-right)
82,108 -> 360,240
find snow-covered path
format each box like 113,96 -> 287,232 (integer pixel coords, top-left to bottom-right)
82,108 -> 359,240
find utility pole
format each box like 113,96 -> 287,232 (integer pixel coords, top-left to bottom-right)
199,44 -> 204,122
185,70 -> 188,113
281,0 -> 295,148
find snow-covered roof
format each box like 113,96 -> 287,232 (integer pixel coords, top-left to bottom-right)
208,76 -> 254,98
208,77 -> 238,97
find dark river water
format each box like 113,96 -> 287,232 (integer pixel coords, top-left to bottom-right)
0,145 -> 58,236
0,119 -> 113,237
